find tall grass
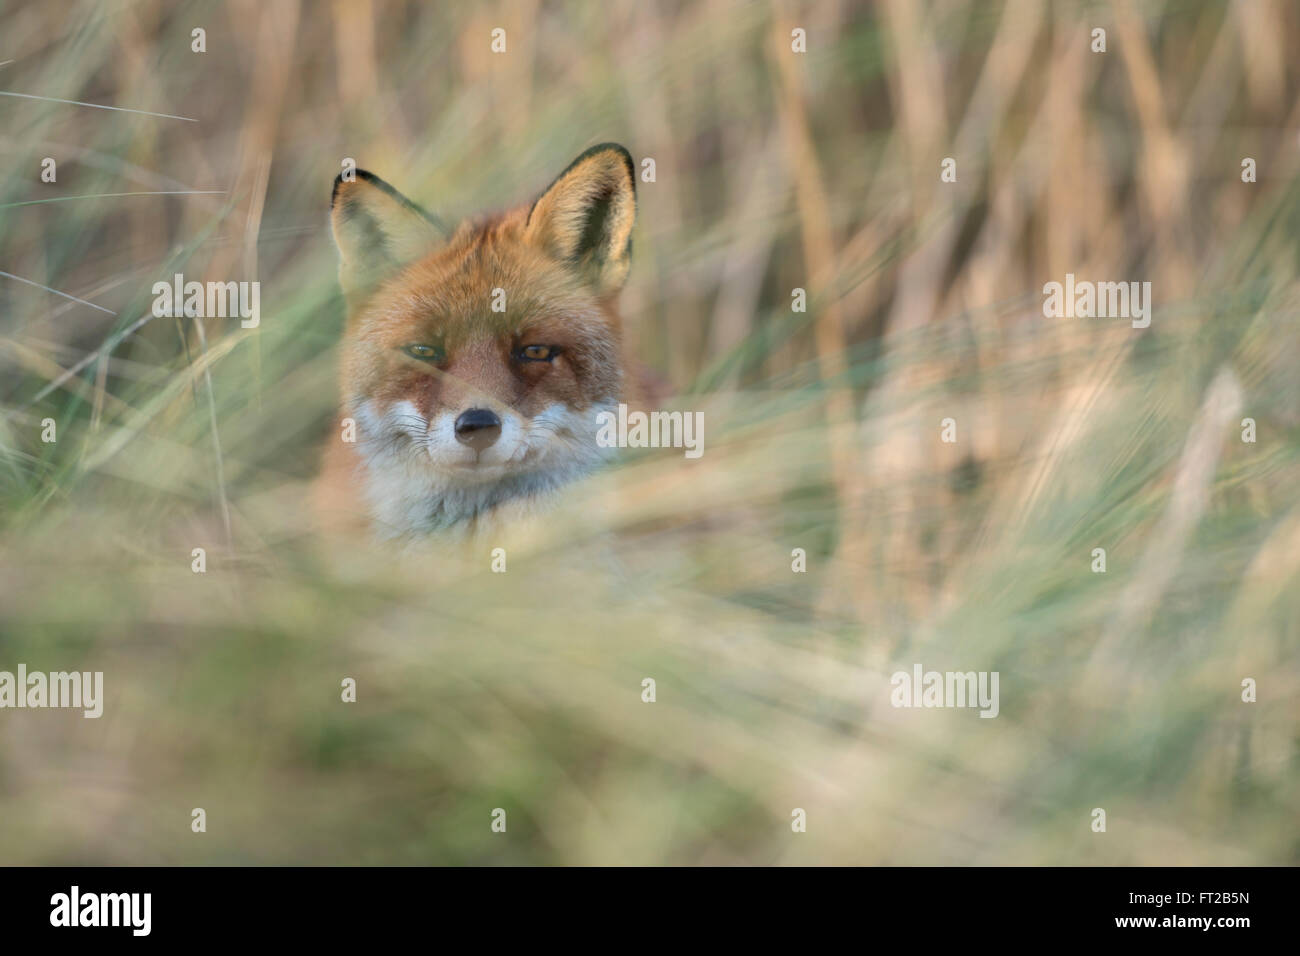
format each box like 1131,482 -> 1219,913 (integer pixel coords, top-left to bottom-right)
0,0 -> 1296,863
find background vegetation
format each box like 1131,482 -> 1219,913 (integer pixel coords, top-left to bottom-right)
0,0 -> 1296,863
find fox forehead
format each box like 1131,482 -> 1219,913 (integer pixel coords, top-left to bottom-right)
352,218 -> 617,348
340,218 -> 624,413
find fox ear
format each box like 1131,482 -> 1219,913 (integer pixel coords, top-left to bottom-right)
525,143 -> 636,294
330,170 -> 443,299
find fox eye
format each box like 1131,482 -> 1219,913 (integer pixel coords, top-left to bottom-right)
401,344 -> 445,362
518,344 -> 559,362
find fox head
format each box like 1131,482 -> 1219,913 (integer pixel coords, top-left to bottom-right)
327,144 -> 637,535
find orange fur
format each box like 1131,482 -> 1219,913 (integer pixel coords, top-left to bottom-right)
314,144 -> 655,540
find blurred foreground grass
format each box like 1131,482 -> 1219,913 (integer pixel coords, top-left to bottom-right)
0,0 -> 1297,863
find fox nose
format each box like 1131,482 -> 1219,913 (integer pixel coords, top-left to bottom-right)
454,408 -> 502,450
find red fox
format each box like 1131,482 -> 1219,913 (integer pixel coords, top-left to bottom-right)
315,144 -> 651,540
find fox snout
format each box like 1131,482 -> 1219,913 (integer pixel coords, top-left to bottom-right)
454,408 -> 502,450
